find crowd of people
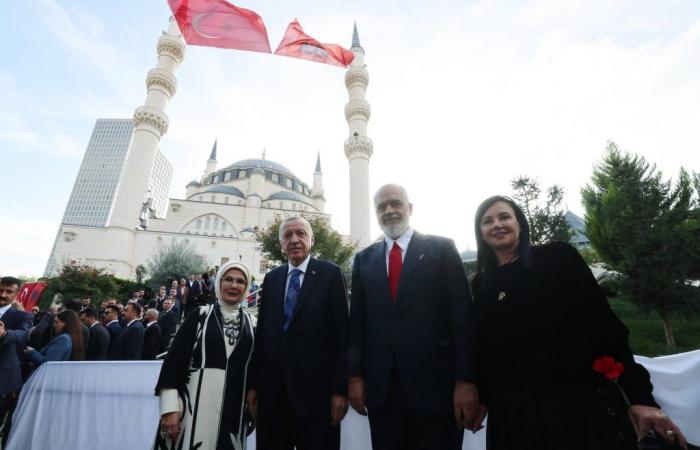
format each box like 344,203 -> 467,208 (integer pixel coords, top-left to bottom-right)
0,183 -> 691,450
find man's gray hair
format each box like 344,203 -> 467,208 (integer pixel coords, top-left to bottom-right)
145,309 -> 159,321
373,184 -> 410,205
278,216 -> 314,240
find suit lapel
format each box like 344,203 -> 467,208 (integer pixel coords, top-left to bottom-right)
367,242 -> 393,309
288,258 -> 319,329
393,232 -> 427,313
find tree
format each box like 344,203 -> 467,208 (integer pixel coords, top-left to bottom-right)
255,215 -> 357,271
146,239 -> 208,288
511,175 -> 573,244
581,142 -> 700,346
39,260 -> 120,309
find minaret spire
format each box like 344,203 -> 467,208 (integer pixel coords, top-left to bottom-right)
205,138 -> 217,177
312,152 -> 325,212
315,151 -> 322,173
109,16 -> 185,230
344,22 -> 372,247
209,138 -> 217,160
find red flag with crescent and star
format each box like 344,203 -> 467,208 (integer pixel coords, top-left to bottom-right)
17,282 -> 47,310
167,0 -> 271,53
274,19 -> 355,68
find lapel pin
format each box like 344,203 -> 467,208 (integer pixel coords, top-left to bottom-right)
312,270 -> 316,275
419,254 -> 424,260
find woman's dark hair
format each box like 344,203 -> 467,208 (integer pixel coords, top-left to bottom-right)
56,309 -> 85,361
474,195 -> 533,287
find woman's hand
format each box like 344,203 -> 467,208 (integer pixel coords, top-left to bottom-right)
629,405 -> 687,449
160,411 -> 182,442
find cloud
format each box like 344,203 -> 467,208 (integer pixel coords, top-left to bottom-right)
0,217 -> 59,277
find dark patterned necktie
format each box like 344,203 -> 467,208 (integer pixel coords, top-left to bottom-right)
284,269 -> 302,331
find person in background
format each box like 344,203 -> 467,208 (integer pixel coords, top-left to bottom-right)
104,305 -> 123,358
157,299 -> 178,354
109,303 -> 144,360
80,307 -> 110,361
25,309 -> 85,366
64,298 -> 89,351
470,195 -> 687,450
142,309 -> 161,360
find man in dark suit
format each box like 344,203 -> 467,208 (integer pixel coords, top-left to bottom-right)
247,216 -> 349,450
104,305 -> 123,359
186,274 -> 201,318
80,307 -> 110,361
141,309 -> 161,360
157,298 -> 178,353
109,303 -> 144,360
0,276 -> 32,446
348,184 -> 479,450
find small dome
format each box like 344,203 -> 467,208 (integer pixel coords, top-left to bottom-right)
225,159 -> 297,179
265,191 -> 312,204
201,186 -> 246,198
187,180 -> 201,187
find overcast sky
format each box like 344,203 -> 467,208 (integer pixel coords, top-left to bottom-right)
2,0 -> 699,277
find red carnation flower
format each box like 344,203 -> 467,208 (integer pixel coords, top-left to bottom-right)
593,356 -> 624,381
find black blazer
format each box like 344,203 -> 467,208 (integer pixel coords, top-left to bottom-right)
109,320 -> 144,360
157,308 -> 178,353
86,322 -> 110,361
141,323 -> 161,360
348,232 -> 475,415
106,321 -> 123,358
250,257 -> 349,420
0,307 -> 32,396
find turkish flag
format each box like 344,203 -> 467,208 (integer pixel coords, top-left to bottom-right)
17,282 -> 47,310
274,19 -> 355,68
168,0 -> 271,53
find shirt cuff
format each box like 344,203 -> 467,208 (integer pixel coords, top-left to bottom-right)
159,389 -> 182,416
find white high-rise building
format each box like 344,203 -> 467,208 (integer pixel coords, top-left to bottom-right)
146,148 -> 174,220
62,119 -> 134,227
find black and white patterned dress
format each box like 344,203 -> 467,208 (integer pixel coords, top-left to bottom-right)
154,303 -> 254,450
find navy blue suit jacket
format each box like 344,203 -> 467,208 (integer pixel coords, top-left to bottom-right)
250,257 -> 349,420
348,232 -> 476,415
106,321 -> 123,358
86,322 -> 110,361
109,320 -> 143,360
0,307 -> 32,395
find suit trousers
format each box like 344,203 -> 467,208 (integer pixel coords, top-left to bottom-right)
256,381 -> 340,450
367,362 -> 463,450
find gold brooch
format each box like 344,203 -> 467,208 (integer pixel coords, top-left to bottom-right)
498,291 -> 506,301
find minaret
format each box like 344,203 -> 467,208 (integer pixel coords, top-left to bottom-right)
109,17 -> 185,230
311,152 -> 326,213
205,139 -> 218,177
344,23 -> 373,247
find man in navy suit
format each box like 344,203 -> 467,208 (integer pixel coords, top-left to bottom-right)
348,184 -> 479,450
157,298 -> 178,353
0,276 -> 32,446
110,303 -> 144,360
141,309 -> 161,360
104,305 -> 123,359
247,216 -> 349,450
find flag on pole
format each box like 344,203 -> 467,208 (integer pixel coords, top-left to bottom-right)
17,282 -> 47,310
168,0 -> 271,53
274,19 -> 355,68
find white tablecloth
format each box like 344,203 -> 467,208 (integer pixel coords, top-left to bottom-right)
7,352 -> 700,449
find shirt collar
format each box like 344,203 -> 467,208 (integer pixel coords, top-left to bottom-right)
288,254 -> 311,274
127,319 -> 138,327
0,304 -> 11,318
106,319 -> 119,326
90,321 -> 99,328
384,227 -> 414,252
146,321 -> 156,328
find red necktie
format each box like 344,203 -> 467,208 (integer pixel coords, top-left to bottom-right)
388,242 -> 403,301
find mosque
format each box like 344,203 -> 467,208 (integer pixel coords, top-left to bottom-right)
44,17 -> 373,281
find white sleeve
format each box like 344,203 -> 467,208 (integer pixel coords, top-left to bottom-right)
159,388 -> 182,416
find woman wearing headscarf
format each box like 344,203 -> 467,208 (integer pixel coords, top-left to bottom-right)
24,309 -> 85,366
154,261 -> 255,450
470,195 -> 687,450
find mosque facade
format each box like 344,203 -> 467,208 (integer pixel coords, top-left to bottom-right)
44,17 -> 372,281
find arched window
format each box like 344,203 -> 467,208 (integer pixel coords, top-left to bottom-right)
213,217 -> 219,229
205,216 -> 211,229
221,222 -> 227,231
196,219 -> 202,229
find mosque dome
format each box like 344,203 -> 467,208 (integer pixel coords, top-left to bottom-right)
224,159 -> 297,180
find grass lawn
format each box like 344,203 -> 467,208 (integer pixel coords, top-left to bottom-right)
608,297 -> 700,357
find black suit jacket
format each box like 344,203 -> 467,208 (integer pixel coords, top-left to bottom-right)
348,232 -> 475,415
250,257 -> 349,420
141,323 -> 161,360
86,322 -> 110,361
157,308 -> 178,353
0,307 -> 32,396
109,320 -> 144,360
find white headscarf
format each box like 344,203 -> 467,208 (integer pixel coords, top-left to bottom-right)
214,260 -> 251,303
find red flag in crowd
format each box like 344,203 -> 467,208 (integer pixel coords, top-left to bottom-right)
17,282 -> 47,310
167,0 -> 271,53
274,19 -> 355,68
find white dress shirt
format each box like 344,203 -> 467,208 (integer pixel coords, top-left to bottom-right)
0,303 -> 11,319
383,227 -> 414,274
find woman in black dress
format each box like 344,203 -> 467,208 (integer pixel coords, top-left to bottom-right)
471,195 -> 687,450
154,261 -> 255,450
